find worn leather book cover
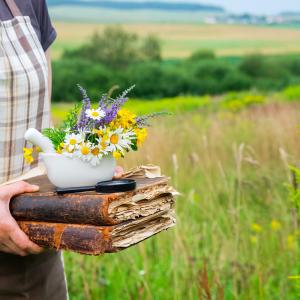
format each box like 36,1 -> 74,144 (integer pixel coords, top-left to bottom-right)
10,175 -> 175,226
17,210 -> 176,255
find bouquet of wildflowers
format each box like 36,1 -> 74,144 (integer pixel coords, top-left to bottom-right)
24,85 -> 163,166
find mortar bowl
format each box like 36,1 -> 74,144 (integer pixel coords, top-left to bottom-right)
40,153 -> 116,188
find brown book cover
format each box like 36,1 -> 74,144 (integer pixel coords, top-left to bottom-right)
10,175 -> 175,226
17,210 -> 176,255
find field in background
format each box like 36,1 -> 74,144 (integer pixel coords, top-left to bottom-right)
49,6 -> 220,24
56,98 -> 300,299
52,22 -> 300,59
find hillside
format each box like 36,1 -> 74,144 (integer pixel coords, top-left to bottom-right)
47,0 -> 224,12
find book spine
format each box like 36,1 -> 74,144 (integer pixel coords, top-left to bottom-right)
18,221 -> 115,255
11,194 -> 117,226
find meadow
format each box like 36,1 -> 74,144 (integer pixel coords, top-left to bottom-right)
52,22 -> 300,59
52,93 -> 300,299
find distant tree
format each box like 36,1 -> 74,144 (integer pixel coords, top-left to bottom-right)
188,49 -> 215,61
140,35 -> 162,61
64,26 -> 162,68
239,54 -> 265,77
64,26 -> 139,69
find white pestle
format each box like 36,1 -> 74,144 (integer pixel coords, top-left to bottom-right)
24,128 -> 55,153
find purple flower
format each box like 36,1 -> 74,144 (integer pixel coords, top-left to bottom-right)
77,84 -> 91,129
76,85 -> 135,129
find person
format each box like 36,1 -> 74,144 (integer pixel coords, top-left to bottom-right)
0,1 -> 123,299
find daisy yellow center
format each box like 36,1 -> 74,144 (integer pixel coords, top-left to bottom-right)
92,111 -> 100,117
92,147 -> 100,156
66,145 -> 74,153
69,138 -> 77,145
81,146 -> 90,155
110,134 -> 119,145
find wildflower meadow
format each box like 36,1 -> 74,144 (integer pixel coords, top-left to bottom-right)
52,90 -> 300,299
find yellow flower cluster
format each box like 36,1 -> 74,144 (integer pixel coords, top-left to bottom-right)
110,109 -> 136,129
23,147 -> 41,164
23,147 -> 34,164
134,128 -> 148,146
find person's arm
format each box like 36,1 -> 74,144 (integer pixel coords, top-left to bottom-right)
0,182 -> 43,256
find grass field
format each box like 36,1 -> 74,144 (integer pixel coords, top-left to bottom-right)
52,95 -> 300,299
52,22 -> 300,59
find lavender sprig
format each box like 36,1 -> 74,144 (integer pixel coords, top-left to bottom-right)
77,84 -> 91,129
96,85 -> 136,126
136,111 -> 170,127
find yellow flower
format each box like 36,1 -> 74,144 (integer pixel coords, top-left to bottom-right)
270,220 -> 282,231
134,128 -> 148,146
56,148 -> 62,154
23,147 -> 34,164
23,147 -> 33,157
35,146 -> 42,153
110,109 -> 136,129
24,155 -> 34,164
250,235 -> 258,245
287,235 -> 296,250
92,129 -> 103,137
251,223 -> 262,233
113,151 -> 122,160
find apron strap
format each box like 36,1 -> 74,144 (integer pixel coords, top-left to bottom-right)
4,0 -> 22,17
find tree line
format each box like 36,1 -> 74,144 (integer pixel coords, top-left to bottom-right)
52,26 -> 300,102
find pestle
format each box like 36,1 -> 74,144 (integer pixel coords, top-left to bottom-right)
25,128 -> 56,153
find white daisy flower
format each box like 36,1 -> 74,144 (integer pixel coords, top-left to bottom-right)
62,144 -> 75,158
86,108 -> 106,121
106,127 -> 134,153
95,127 -> 111,155
90,145 -> 103,166
64,132 -> 85,151
75,142 -> 93,162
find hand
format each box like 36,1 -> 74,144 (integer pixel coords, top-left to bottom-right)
0,181 -> 43,256
114,166 -> 124,179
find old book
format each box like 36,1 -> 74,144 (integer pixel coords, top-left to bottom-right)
10,175 -> 175,226
17,210 -> 176,255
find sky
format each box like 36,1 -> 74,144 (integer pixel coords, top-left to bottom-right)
201,0 -> 300,15
128,0 -> 300,15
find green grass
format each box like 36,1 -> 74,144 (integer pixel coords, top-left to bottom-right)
52,94 -> 300,299
51,96 -> 211,124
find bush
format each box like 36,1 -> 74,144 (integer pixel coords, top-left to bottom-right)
123,62 -> 167,98
239,54 -> 266,77
64,26 -> 162,69
282,85 -> 300,101
221,71 -> 252,91
220,92 -> 265,112
188,49 -> 215,61
52,59 -> 113,102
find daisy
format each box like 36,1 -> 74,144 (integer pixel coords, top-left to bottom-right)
90,145 -> 103,166
76,142 -> 93,162
62,144 -> 76,158
86,108 -> 106,121
95,127 -> 110,155
106,127 -> 134,153
64,132 -> 85,151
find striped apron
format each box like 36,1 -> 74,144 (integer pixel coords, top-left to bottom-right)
0,0 -> 50,184
0,1 -> 67,299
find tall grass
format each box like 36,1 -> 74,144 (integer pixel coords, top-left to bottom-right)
57,101 -> 300,299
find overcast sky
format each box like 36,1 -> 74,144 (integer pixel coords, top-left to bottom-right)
202,0 -> 300,14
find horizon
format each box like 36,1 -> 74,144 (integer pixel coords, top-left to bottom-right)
76,0 -> 300,15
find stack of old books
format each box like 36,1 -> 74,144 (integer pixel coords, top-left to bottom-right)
10,166 -> 176,255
